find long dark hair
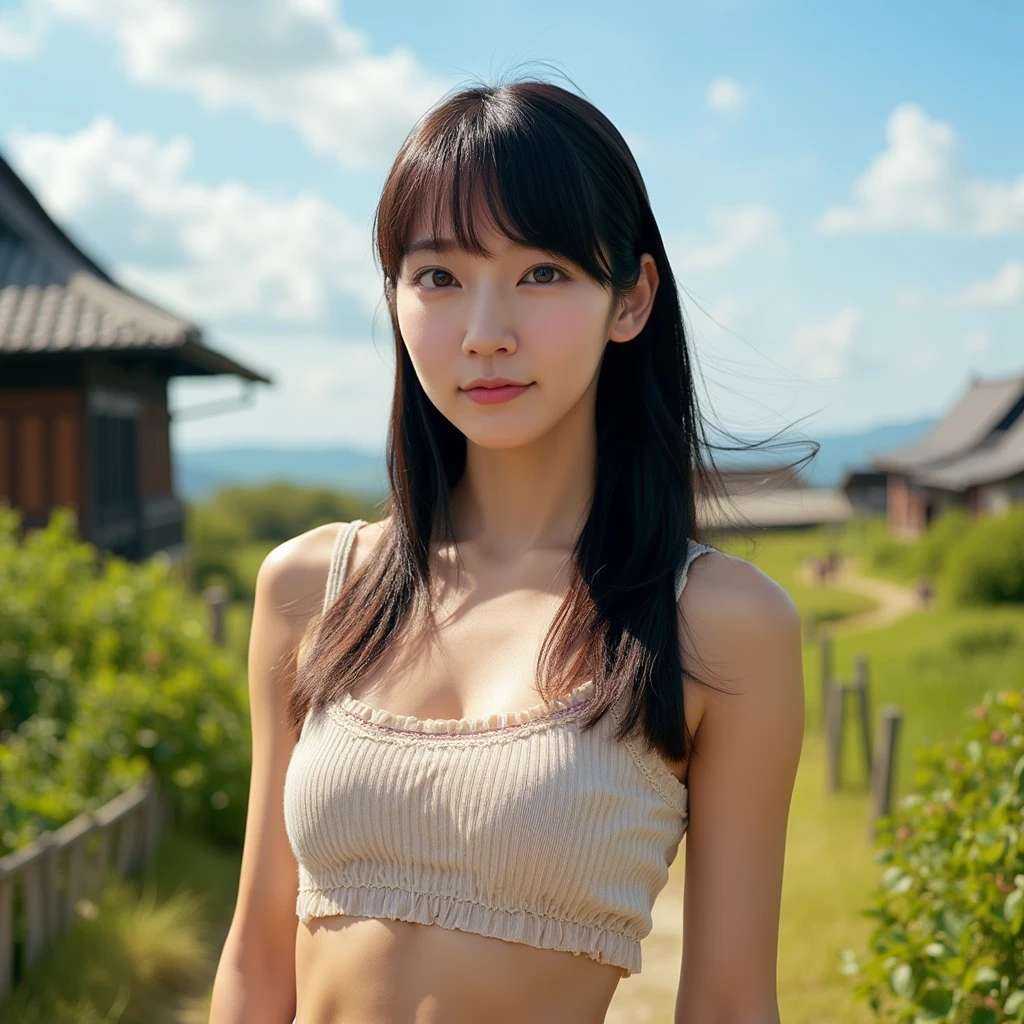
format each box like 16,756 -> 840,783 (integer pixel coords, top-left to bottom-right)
287,73 -> 816,764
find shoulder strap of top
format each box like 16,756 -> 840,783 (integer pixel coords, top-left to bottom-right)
322,519 -> 367,615
675,538 -> 718,601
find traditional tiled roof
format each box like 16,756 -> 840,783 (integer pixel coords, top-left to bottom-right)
0,151 -> 270,382
871,373 -> 1024,474
915,411 -> 1024,490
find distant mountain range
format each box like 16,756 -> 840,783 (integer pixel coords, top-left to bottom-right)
174,416 -> 936,503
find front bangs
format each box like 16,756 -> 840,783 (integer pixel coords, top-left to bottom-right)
381,107 -> 616,289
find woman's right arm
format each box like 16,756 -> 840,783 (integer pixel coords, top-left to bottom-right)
209,525 -> 336,1023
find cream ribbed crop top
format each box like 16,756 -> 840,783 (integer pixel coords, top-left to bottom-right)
283,520 -> 718,977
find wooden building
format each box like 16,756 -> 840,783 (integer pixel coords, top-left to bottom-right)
871,371 -> 1024,537
0,152 -> 271,561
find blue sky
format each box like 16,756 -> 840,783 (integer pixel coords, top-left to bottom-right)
1,0 -> 1021,454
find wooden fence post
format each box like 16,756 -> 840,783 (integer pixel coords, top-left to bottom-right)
21,833 -> 50,974
851,654 -> 873,786
868,706 -> 903,843
825,679 -> 847,794
0,874 -> 12,1000
204,584 -> 228,647
819,632 -> 833,731
58,816 -> 93,931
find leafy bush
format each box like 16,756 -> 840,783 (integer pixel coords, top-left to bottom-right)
839,687 -> 1024,1022
0,504 -> 251,852
867,532 -> 917,577
941,508 -> 1024,607
908,507 -> 972,581
185,480 -> 375,600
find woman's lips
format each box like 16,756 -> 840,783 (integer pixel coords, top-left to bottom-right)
462,383 -> 533,404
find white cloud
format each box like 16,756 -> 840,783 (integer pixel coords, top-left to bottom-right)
964,329 -> 991,354
787,307 -> 861,380
706,77 -> 748,114
171,333 -> 395,449
9,116 -> 382,324
672,205 -> 785,273
893,286 -> 926,310
1,0 -> 445,170
817,103 -> 1024,236
0,6 -> 48,56
947,260 -> 1024,308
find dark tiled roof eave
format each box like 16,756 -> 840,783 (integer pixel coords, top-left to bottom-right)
0,151 -> 271,385
0,236 -> 194,353
914,416 -> 1024,490
872,374 -> 1024,473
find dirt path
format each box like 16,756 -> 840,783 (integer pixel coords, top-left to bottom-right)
800,557 -> 922,634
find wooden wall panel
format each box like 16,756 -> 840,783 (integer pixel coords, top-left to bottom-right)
0,414 -> 9,503
17,414 -> 45,512
52,412 -> 80,509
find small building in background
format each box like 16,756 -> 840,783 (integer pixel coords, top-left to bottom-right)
0,152 -> 271,562
839,468 -> 888,518
870,371 -> 1024,538
700,461 -> 853,535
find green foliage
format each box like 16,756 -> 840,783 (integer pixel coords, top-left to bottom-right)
941,508 -> 1024,607
866,531 -> 917,578
863,506 -> 970,582
864,506 -> 1024,609
185,479 -> 375,600
908,507 -> 972,581
0,504 -> 251,853
838,687 -> 1024,1022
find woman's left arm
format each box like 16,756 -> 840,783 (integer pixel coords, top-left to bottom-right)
673,554 -> 806,1024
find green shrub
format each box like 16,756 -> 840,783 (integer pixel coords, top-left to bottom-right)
908,507 -> 972,581
941,509 -> 1024,607
184,480 -> 374,601
839,687 -> 1024,1022
867,532 -> 916,577
0,504 -> 251,852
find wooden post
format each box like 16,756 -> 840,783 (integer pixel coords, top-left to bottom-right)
868,706 -> 903,843
819,632 -> 833,731
204,584 -> 228,647
40,829 -> 59,944
21,835 -> 50,973
142,779 -> 162,865
0,874 -> 12,1000
825,679 -> 847,794
852,654 -> 873,786
93,818 -> 110,898
64,834 -> 84,931
48,814 -> 91,941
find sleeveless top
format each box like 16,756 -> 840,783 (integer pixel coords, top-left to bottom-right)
283,520 -> 718,977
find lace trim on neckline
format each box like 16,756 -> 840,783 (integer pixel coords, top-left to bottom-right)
334,677 -> 597,735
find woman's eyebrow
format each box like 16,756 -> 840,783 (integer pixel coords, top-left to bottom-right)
405,236 -> 459,258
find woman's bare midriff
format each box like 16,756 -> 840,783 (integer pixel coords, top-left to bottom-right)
290,520 -> 705,1023
294,916 -> 625,1023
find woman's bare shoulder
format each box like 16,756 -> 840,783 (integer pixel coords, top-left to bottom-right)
676,546 -> 801,695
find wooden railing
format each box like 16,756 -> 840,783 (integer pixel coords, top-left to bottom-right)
818,632 -> 903,842
0,774 -> 171,1001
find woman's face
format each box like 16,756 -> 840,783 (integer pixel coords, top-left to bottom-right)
394,207 -> 650,450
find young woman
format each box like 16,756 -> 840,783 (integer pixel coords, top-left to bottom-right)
211,77 -> 807,1024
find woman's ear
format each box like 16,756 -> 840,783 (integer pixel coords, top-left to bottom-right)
608,253 -> 659,344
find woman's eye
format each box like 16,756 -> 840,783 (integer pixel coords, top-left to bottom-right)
412,263 -> 566,290
527,265 -> 564,284
415,268 -> 456,289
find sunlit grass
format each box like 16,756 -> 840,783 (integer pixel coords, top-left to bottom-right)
5,829 -> 242,1023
